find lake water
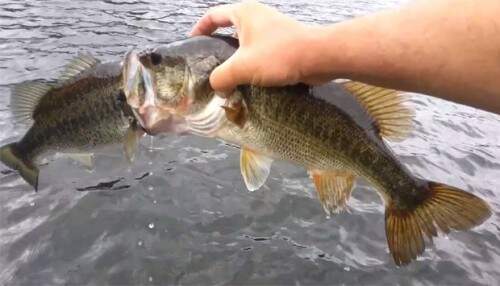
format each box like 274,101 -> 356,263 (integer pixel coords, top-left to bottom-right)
0,0 -> 499,285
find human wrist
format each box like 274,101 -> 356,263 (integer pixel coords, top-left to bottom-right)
296,24 -> 345,83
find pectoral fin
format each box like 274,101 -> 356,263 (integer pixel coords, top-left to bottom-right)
309,169 -> 356,215
65,153 -> 94,169
123,126 -> 142,163
222,99 -> 247,129
240,147 -> 273,191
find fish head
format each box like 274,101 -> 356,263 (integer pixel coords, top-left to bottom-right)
122,49 -> 190,133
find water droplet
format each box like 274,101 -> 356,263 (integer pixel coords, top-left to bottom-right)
148,223 -> 155,229
137,240 -> 143,246
148,161 -> 153,166
148,276 -> 153,282
153,200 -> 157,204
344,266 -> 350,271
148,186 -> 154,191
29,202 -> 35,207
325,215 -> 331,220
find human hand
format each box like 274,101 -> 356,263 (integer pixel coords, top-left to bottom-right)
190,1 -> 322,93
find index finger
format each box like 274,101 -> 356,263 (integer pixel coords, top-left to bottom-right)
190,4 -> 239,36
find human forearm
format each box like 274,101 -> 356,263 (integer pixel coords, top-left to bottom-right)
304,0 -> 500,113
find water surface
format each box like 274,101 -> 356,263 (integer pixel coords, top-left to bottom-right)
1,0 -> 499,285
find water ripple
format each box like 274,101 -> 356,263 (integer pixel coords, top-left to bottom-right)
0,0 -> 499,285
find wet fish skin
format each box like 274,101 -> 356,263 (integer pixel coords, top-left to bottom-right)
0,55 -> 141,190
238,85 -> 424,201
123,36 -> 491,265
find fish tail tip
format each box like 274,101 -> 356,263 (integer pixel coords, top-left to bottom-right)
0,143 -> 39,191
385,182 -> 491,266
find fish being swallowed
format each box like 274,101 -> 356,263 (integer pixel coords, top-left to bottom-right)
122,35 -> 491,265
0,54 -> 143,191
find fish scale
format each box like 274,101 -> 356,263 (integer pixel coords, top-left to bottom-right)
31,78 -> 125,150
1,56 -> 142,191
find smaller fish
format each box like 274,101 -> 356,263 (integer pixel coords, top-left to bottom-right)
0,54 -> 143,190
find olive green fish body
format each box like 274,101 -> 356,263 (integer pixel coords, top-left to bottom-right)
22,75 -> 130,158
1,57 -> 139,190
236,85 -> 425,208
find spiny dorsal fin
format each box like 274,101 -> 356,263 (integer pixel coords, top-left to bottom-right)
240,147 -> 273,191
10,81 -> 52,125
310,169 -> 356,215
59,53 -> 100,83
341,81 -> 414,141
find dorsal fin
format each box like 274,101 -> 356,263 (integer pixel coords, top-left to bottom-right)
58,53 -> 100,83
341,81 -> 414,141
10,81 -> 52,125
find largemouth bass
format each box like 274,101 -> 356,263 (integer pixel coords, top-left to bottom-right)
123,36 -> 491,265
0,54 -> 143,190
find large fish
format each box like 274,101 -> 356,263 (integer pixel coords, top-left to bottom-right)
0,54 -> 143,190
122,35 -> 491,265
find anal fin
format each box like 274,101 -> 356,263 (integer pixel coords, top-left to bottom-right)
65,153 -> 94,169
310,169 -> 356,215
240,147 -> 273,191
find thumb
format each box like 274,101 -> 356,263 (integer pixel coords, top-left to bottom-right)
209,50 -> 251,94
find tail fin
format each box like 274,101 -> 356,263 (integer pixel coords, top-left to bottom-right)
0,143 -> 39,190
385,182 -> 491,265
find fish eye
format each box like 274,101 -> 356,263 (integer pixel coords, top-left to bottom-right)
117,91 -> 126,103
150,53 -> 162,66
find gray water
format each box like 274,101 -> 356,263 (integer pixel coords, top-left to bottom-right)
0,0 -> 499,285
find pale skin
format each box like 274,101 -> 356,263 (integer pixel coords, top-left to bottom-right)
190,0 -> 500,114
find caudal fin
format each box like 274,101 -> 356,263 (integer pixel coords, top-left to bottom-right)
0,143 -> 39,190
385,182 -> 491,265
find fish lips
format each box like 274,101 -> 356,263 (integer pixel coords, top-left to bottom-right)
122,50 -> 161,132
122,50 -> 191,136
122,50 -> 143,108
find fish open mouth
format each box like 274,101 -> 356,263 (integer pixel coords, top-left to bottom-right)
122,50 -> 159,131
122,50 -> 189,135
